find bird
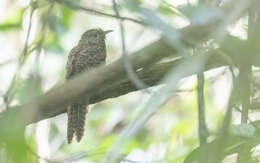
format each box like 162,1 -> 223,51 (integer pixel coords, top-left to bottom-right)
66,28 -> 112,144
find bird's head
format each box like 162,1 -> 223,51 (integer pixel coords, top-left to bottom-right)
80,28 -> 112,44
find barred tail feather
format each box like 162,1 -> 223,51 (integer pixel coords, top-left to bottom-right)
67,105 -> 75,144
75,104 -> 87,142
67,102 -> 88,143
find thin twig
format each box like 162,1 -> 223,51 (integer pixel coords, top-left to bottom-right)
197,71 -> 208,163
234,105 -> 254,123
54,0 -> 144,25
112,0 -> 150,93
211,58 -> 243,163
202,1 -> 253,162
211,89 -> 235,163
3,2 -> 54,108
236,4 -> 258,163
236,67 -> 251,163
3,4 -> 36,108
239,69 -> 251,124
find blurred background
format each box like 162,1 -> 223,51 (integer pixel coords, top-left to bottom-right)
0,0 -> 259,163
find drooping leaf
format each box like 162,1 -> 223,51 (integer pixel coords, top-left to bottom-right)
0,8 -> 25,31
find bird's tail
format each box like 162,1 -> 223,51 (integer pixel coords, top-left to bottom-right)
67,102 -> 88,144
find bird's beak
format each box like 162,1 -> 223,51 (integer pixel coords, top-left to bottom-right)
104,30 -> 113,34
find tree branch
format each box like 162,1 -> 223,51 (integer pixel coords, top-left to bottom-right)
0,19 -> 249,127
0,50 -> 227,127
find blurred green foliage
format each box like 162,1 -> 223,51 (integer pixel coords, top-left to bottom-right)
0,8 -> 25,31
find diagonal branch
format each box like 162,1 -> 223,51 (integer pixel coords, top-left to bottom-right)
0,14 -> 253,127
0,54 -> 225,128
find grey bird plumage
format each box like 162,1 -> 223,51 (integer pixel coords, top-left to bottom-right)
66,28 -> 111,143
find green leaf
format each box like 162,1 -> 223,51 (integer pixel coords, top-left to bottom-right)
125,0 -> 142,11
0,8 -> 25,31
184,121 -> 260,163
0,23 -> 22,31
44,41 -> 64,53
158,3 -> 179,16
230,124 -> 256,137
43,31 -> 64,54
178,4 -> 222,25
15,74 -> 42,103
59,5 -> 74,29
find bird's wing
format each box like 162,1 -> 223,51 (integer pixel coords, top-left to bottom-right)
66,46 -> 80,80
